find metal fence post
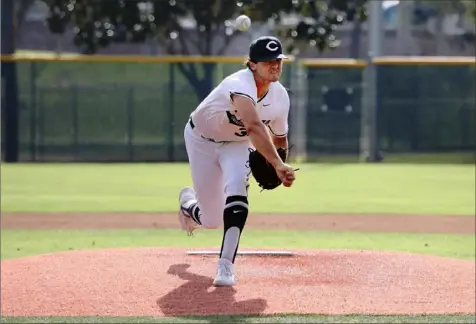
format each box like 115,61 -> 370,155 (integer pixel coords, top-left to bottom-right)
29,62 -> 38,161
290,59 -> 308,162
1,0 -> 19,162
37,88 -> 44,160
360,1 -> 382,162
168,63 -> 175,162
71,85 -> 78,158
126,87 -> 135,161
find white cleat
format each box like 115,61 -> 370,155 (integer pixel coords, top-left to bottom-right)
178,186 -> 198,236
213,258 -> 236,287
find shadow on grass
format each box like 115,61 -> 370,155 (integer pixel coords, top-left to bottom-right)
157,263 -> 267,323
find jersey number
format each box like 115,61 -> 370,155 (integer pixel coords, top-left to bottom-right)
226,111 -> 248,137
226,111 -> 272,137
235,128 -> 248,137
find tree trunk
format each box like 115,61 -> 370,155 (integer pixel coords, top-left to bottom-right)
197,63 -> 215,101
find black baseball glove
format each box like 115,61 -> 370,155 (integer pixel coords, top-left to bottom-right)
248,147 -> 289,191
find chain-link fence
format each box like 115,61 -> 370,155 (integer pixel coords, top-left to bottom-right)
2,55 -> 474,162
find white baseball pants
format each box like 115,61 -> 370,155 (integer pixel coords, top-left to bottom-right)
183,121 -> 252,229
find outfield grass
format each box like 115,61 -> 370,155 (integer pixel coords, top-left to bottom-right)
2,163 -> 474,215
2,229 -> 474,260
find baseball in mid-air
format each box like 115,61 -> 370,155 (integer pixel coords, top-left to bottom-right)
235,15 -> 251,31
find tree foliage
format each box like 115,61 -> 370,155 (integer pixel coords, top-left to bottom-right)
412,0 -> 475,46
43,0 -> 366,54
240,0 -> 367,53
42,0 -> 366,100
414,0 -> 476,25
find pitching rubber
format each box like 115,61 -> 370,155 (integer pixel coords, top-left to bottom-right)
186,250 -> 295,257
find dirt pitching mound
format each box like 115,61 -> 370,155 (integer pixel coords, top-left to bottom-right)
2,247 -> 474,317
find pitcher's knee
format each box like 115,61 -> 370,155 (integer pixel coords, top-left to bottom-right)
224,177 -> 250,198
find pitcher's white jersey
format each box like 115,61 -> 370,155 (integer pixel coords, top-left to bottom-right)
190,69 -> 290,142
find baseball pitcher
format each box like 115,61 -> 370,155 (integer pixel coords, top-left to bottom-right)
178,36 -> 296,286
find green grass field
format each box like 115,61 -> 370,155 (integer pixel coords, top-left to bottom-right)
1,162 -> 475,323
2,229 -> 474,260
2,163 -> 475,214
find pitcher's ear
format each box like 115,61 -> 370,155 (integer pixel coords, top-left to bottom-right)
247,60 -> 257,71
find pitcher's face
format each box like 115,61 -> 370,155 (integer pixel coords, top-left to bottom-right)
250,59 -> 283,82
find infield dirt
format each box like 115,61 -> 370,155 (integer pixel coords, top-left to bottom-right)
1,212 -> 474,233
1,212 -> 475,317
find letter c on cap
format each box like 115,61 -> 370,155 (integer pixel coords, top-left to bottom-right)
265,41 -> 279,51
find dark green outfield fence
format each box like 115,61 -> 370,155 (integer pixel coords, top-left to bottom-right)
303,57 -> 475,158
1,55 -> 475,162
